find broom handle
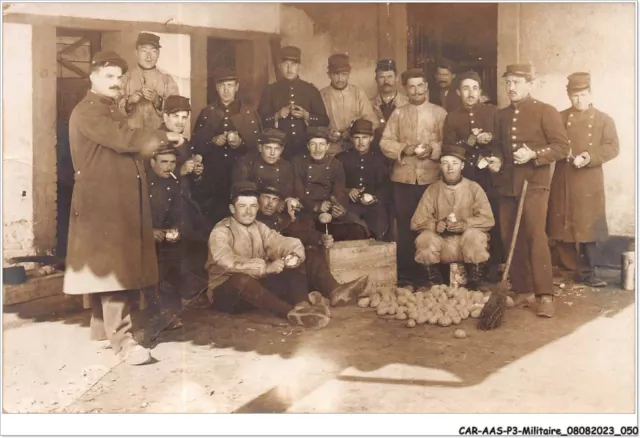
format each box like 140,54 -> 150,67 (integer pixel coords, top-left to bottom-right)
501,180 -> 529,283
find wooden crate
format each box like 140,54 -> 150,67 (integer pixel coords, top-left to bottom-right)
3,271 -> 64,306
328,239 -> 397,296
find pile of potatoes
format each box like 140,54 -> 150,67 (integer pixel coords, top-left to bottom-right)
357,284 -> 489,328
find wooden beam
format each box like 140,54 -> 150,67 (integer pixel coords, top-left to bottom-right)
57,36 -> 89,55
57,58 -> 89,78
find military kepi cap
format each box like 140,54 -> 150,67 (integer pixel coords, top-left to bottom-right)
91,51 -> 128,74
259,184 -> 283,198
164,95 -> 191,114
376,59 -> 397,73
350,118 -> 374,136
136,32 -> 161,49
260,128 -> 286,146
441,144 -> 466,162
566,72 -> 590,92
213,66 -> 238,83
502,64 -> 534,79
457,70 -> 482,86
401,68 -> 426,85
307,126 -> 331,141
230,181 -> 260,200
280,46 -> 301,63
328,53 -> 351,73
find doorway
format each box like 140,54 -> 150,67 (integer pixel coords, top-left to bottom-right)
206,37 -> 237,105
407,3 -> 498,103
55,27 -> 102,257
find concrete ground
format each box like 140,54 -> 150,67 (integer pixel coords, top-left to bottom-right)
2,268 -> 636,414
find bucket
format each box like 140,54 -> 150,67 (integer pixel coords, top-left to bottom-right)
621,251 -> 635,291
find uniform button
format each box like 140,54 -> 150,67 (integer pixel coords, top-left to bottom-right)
150,194 -> 153,198
225,109 -> 229,113
224,124 -> 228,127
203,116 -> 207,119
588,125 -> 592,128
276,168 -> 280,172
471,120 -> 475,124
224,154 -> 228,157
292,132 -> 296,135
567,122 -> 571,126
512,127 -> 516,131
512,118 -> 517,122
589,142 -> 593,146
469,113 -> 474,116
260,165 -> 264,169
568,140 -> 572,144
512,136 -> 516,140
305,191 -> 309,194
251,120 -> 255,124
308,166 -> 312,169
290,94 -> 294,97
360,166 -> 364,169
515,110 -> 520,114
569,113 -> 573,118
588,133 -> 592,136
168,198 -> 171,201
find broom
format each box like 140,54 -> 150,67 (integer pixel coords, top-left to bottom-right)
477,179 -> 528,330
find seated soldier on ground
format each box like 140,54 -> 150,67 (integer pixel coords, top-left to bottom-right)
256,184 -> 369,306
410,145 -> 495,289
232,128 -> 301,213
292,126 -> 369,241
337,118 -> 391,240
145,147 -> 210,331
206,182 -> 331,329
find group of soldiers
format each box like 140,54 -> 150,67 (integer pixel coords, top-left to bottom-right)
63,32 -> 619,365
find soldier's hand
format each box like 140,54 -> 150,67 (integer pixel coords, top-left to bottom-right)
415,144 -> 433,160
276,106 -> 291,120
166,132 -> 185,146
291,105 -> 309,121
266,259 -> 285,275
212,134 -> 227,147
513,143 -> 537,164
487,156 -> 502,173
436,221 -> 447,234
348,188 -> 363,203
330,131 -> 343,143
193,162 -> 204,176
477,132 -> 493,144
331,203 -> 346,218
180,159 -> 195,176
320,200 -> 332,213
128,91 -> 143,105
322,234 -> 334,249
227,131 -> 242,148
153,229 -> 166,242
141,87 -> 159,105
573,152 -> 591,169
277,200 -> 286,213
403,144 -> 417,156
447,220 -> 467,234
467,134 -> 478,147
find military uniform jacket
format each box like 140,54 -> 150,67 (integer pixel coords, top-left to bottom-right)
191,100 -> 261,201
258,78 -> 330,158
443,103 -> 499,194
291,154 -> 349,212
64,91 -> 169,295
430,83 -> 461,113
371,92 -> 410,155
491,95 -> 570,197
146,170 -> 182,230
257,212 -> 324,248
337,148 -> 391,204
232,154 -> 301,200
548,106 -> 619,242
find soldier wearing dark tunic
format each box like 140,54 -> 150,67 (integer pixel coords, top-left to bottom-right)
487,64 -> 570,318
443,71 -> 504,281
548,72 -> 619,287
337,119 -> 390,239
292,127 -> 369,241
257,46 -> 330,159
191,67 -> 261,229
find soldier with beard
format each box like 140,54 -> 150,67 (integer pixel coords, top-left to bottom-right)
370,59 -> 409,153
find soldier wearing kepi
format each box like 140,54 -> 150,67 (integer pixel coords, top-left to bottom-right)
487,64 -> 570,318
411,145 -> 495,289
337,118 -> 391,240
119,32 -> 179,130
232,128 -> 301,210
258,46 -> 330,159
64,51 -> 183,365
548,72 -> 619,287
256,185 -> 369,307
292,127 -> 370,241
370,59 -> 409,153
320,53 -> 379,156
191,67 -> 261,228
443,70 -> 503,281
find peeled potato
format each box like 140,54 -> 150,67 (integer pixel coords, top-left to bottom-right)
451,314 -> 462,325
370,294 -> 382,308
460,308 -> 470,320
408,310 -> 419,320
397,295 -> 408,306
470,308 -> 482,318
397,305 -> 408,314
454,329 -> 467,339
357,297 -> 371,308
416,313 -> 428,324
396,312 -> 407,321
505,296 -> 515,308
387,305 -> 397,315
406,319 -> 416,328
473,291 -> 484,302
415,292 -> 425,300
377,306 -> 389,316
438,315 -> 453,327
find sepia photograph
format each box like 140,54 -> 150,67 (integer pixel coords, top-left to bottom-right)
1,0 -> 637,433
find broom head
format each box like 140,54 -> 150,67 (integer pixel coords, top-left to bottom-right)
477,279 -> 509,330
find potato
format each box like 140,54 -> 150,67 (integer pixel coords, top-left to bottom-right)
406,302 -> 417,310
407,294 -> 417,303
453,329 -> 467,339
406,319 -> 416,328
451,314 -> 462,325
408,310 -> 419,320
387,305 -> 397,315
458,298 -> 468,307
427,314 -> 439,325
472,291 -> 484,302
396,311 -> 407,321
396,287 -> 412,296
460,308 -> 470,320
437,295 -> 448,304
470,308 -> 482,318
397,295 -> 408,306
505,296 -> 515,308
377,306 -> 390,316
357,297 -> 371,308
416,313 -> 428,324
370,294 -> 382,308
415,292 -> 425,300
482,294 -> 491,304
438,315 -> 453,327
397,305 -> 408,314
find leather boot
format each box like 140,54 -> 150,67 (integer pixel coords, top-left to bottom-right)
465,263 -> 485,291
423,264 -> 443,287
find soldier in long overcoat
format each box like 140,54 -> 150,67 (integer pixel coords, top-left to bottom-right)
63,51 -> 181,365
548,73 -> 619,287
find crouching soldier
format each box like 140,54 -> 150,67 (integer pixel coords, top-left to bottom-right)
145,148 -> 210,331
338,118 -> 391,239
256,184 -> 369,306
411,145 -> 495,289
206,182 -> 331,328
292,127 -> 369,241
